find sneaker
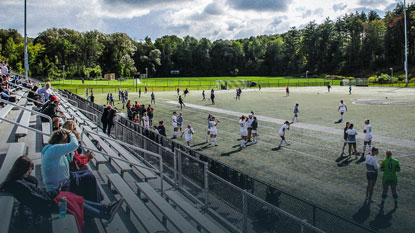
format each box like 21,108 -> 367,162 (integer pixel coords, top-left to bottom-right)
247,139 -> 252,142
286,143 -> 291,146
215,144 -> 218,146
106,198 -> 124,223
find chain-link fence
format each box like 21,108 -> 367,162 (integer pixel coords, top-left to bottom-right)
61,89 -> 377,233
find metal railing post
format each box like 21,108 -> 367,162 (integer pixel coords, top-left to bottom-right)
242,190 -> 248,233
178,150 -> 183,186
204,162 -> 209,206
160,156 -> 164,196
174,150 -> 178,184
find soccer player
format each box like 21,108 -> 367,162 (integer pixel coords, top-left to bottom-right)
177,113 -> 183,132
341,122 -> 350,156
142,112 -> 150,129
171,112 -> 178,139
327,84 -> 331,92
210,92 -> 215,105
139,88 -> 142,98
286,86 -> 289,97
349,85 -> 352,95
247,114 -> 254,142
239,116 -> 248,148
236,89 -> 240,101
177,87 -> 180,95
206,114 -> 212,142
251,117 -> 258,144
178,95 -> 185,109
346,123 -> 359,159
379,151 -> 400,209
292,103 -> 299,123
202,90 -> 206,101
365,147 -> 379,204
181,124 -> 194,147
335,100 -> 347,123
277,121 -> 290,149
151,92 -> 155,104
258,83 -> 261,91
208,117 -> 218,146
362,120 -> 372,158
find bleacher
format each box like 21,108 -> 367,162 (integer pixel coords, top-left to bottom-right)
0,78 -> 327,233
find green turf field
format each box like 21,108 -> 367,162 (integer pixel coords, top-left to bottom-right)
93,86 -> 415,232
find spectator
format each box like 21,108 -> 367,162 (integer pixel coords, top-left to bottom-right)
151,92 -> 155,104
38,82 -> 53,103
41,129 -> 103,202
106,93 -> 110,105
109,94 -> 114,106
127,106 -> 133,121
147,105 -> 154,126
158,120 -> 166,137
41,99 -> 63,130
106,107 -> 117,136
1,62 -> 8,78
0,156 -> 124,229
101,106 -> 111,133
90,94 -> 95,103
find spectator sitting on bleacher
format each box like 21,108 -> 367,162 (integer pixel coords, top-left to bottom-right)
41,129 -> 103,203
38,82 -> 53,103
41,97 -> 64,130
63,120 -> 95,171
28,85 -> 40,103
0,156 -> 124,228
1,61 -> 8,78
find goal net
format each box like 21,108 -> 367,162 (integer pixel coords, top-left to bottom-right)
215,79 -> 247,90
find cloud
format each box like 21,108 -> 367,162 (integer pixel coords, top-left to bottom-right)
227,0 -> 293,11
358,0 -> 388,7
204,2 -> 224,15
302,8 -> 324,18
333,3 -> 347,12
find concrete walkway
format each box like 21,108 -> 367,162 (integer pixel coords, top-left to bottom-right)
166,100 -> 415,149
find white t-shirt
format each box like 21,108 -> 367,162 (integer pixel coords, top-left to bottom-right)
172,115 -> 177,127
240,120 -> 247,136
209,120 -> 217,134
365,155 -> 379,173
247,117 -> 254,128
38,87 -> 53,103
143,116 -> 150,128
279,124 -> 289,136
346,129 -> 358,142
364,124 -> 372,140
339,103 -> 347,112
184,128 -> 194,141
1,65 -> 8,75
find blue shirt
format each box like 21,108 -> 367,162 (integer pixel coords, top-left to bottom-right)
41,134 -> 79,191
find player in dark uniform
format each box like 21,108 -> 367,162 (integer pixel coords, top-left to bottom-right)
379,151 -> 400,209
341,122 -> 350,156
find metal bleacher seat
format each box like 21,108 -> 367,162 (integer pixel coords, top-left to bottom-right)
107,173 -> 167,233
0,195 -> 15,233
51,214 -> 80,233
0,143 -> 26,184
15,109 -> 32,138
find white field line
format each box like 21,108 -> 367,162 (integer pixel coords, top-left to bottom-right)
165,100 -> 415,149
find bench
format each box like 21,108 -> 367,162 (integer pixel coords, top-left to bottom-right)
135,182 -> 199,233
84,126 -> 132,177
0,195 -> 15,233
0,143 -> 26,184
75,111 -> 97,129
67,109 -> 85,125
81,133 -> 108,168
0,104 -> 14,123
15,110 -> 32,138
164,190 -> 227,233
42,122 -> 51,145
51,214 -> 80,233
102,134 -> 157,181
107,173 -> 167,233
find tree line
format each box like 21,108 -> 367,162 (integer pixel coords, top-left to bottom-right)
0,3 -> 413,80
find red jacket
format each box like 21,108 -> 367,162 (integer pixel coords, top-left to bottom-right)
54,191 -> 85,233
70,151 -> 90,170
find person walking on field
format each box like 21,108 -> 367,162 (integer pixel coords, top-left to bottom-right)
335,100 -> 347,123
277,121 -> 290,149
181,124 -> 195,147
151,92 -> 155,104
327,84 -> 331,92
210,92 -> 215,105
202,90 -> 206,101
286,86 -> 290,96
349,85 -> 352,95
139,88 -> 141,98
379,151 -> 400,209
178,95 -> 185,109
365,147 -> 379,204
291,103 -> 299,123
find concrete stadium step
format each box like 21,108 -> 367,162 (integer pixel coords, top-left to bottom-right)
0,195 -> 14,233
107,173 -> 166,233
42,122 -> 51,145
15,109 -> 32,138
135,182 -> 199,233
0,143 -> 26,184
164,189 -> 228,233
51,213 -> 80,233
81,132 -> 108,168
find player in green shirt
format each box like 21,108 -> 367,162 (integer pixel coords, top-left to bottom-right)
379,151 -> 400,209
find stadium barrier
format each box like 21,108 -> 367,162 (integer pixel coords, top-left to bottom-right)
60,89 -> 377,233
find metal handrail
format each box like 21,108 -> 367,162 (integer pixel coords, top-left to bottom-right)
0,99 -> 53,134
81,128 -> 164,194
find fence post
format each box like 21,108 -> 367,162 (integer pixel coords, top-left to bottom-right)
174,150 -> 178,184
143,140 -> 148,160
204,162 -> 209,206
178,150 -> 183,186
242,191 -> 248,233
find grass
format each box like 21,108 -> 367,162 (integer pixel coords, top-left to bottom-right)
93,86 -> 415,233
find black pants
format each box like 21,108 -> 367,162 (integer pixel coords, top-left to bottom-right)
107,122 -> 113,135
102,121 -> 108,133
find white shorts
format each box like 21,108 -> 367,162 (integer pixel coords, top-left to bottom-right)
252,130 -> 257,134
279,132 -> 285,137
365,135 -> 372,142
185,137 -> 192,142
241,130 -> 247,137
172,123 -> 177,128
340,110 -> 346,113
210,128 -> 217,135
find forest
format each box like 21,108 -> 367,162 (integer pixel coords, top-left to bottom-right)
0,3 -> 413,80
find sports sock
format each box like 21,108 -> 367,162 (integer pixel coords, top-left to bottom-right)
292,116 -> 295,122
241,140 -> 245,147
340,115 -> 344,121
342,145 -> 346,153
206,134 -> 209,141
278,140 -> 283,147
284,140 -> 289,145
363,145 -> 367,155
296,117 -> 298,122
368,145 -> 372,154
213,138 -> 217,145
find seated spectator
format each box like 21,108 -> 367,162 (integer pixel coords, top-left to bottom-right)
62,120 -> 94,171
41,98 -> 63,130
41,129 -> 103,202
0,156 -> 124,231
38,82 -> 53,103
27,85 -> 40,102
40,95 -> 58,112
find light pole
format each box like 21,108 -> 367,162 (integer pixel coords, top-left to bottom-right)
404,0 -> 408,87
390,68 -> 393,86
24,0 -> 28,81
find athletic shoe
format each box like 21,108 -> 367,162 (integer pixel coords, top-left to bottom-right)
215,144 -> 218,146
287,143 -> 291,146
106,198 -> 124,223
247,139 -> 252,143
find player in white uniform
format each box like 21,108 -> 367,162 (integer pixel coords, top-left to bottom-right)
142,112 -> 150,129
181,124 -> 195,147
336,100 -> 347,123
247,114 -> 254,142
239,116 -> 248,148
171,112 -> 178,138
362,120 -> 372,157
208,117 -> 219,146
206,114 -> 212,142
277,121 -> 290,149
346,123 -> 359,159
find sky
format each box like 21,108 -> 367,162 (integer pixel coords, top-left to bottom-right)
0,0 -> 412,41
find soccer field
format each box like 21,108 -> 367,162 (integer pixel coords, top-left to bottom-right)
93,86 -> 415,232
